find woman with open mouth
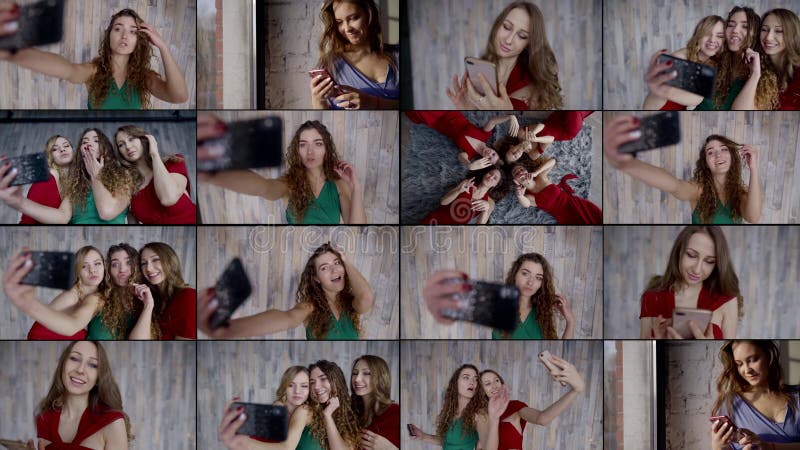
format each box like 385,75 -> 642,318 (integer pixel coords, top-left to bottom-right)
758,9 -> 800,110
710,340 -> 800,449
198,243 -> 373,340
310,0 -> 399,110
200,120 -> 366,225
0,8 -> 188,109
113,125 -> 196,224
638,226 -> 742,340
408,364 -> 480,450
350,355 -> 399,450
138,242 -> 196,340
604,117 -> 762,224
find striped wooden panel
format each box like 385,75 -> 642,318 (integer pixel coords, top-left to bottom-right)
0,0 -> 196,109
603,111 -> 800,223
196,0 -> 217,108
603,1 -> 800,109
407,0 -> 602,109
0,226 -> 197,339
401,340 -> 603,450
400,226 -> 603,339
197,226 -> 399,339
0,341 -> 196,450
197,340 -> 399,448
603,225 -> 800,338
197,110 -> 400,224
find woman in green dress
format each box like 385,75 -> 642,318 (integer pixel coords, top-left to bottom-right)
199,243 -> 374,340
199,120 -> 366,224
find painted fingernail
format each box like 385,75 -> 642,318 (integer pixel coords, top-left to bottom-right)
632,117 -> 640,125
24,259 -> 32,267
629,130 -> 641,140
232,396 -> 240,401
209,298 -> 218,309
239,412 -> 246,421
214,122 -> 228,132
660,48 -> 668,53
10,168 -> 17,175
666,61 -> 673,66
2,21 -> 18,33
462,283 -> 473,291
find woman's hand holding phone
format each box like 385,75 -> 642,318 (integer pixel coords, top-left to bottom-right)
465,73 -> 512,110
602,116 -> 640,169
310,74 -> 335,109
218,399 -> 250,450
548,355 -> 586,393
422,270 -> 471,325
710,417 -> 737,450
0,157 -> 24,209
665,320 -> 714,339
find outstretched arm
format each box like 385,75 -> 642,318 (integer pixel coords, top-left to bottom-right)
200,170 -> 289,201
198,288 -> 312,339
2,48 -> 94,84
407,424 -> 442,446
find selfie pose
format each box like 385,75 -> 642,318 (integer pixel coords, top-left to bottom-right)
199,243 -> 374,340
114,125 -> 196,224
604,115 -> 762,224
310,0 -> 399,110
31,341 -> 132,449
200,120 -> 366,224
14,135 -> 74,224
710,340 -> 800,449
639,226 -> 741,339
351,355 -> 400,450
447,1 -> 563,110
0,7 -> 188,109
138,242 -> 195,339
759,9 -> 800,110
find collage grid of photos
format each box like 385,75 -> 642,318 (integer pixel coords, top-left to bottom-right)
0,0 -> 798,450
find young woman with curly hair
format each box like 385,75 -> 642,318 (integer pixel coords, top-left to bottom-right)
15,135 -> 75,224
604,116 -> 763,223
310,0 -> 399,110
408,364 -> 481,450
114,125 -> 196,224
198,243 -> 374,340
758,9 -> 800,110
351,355 -> 399,450
447,1 -> 564,110
199,120 -> 366,224
0,8 -> 188,109
28,340 -> 133,449
638,226 -> 742,340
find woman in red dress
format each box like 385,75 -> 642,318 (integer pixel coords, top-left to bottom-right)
351,355 -> 399,450
113,125 -> 196,224
138,242 -> 196,339
446,2 -> 563,110
17,135 -> 74,224
759,9 -> 800,110
639,226 -> 741,339
420,167 -> 505,225
32,340 -> 132,449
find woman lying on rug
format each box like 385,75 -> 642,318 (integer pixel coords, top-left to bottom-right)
420,167 -> 507,225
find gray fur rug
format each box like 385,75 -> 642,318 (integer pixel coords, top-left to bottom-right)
401,111 -> 593,224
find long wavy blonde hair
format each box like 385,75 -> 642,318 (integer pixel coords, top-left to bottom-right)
44,135 -> 73,195
686,16 -> 725,63
692,135 -> 747,224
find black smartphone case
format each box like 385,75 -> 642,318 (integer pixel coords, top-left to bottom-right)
7,153 -> 50,186
197,117 -> 283,172
441,281 -> 520,332
0,0 -> 65,51
208,258 -> 253,330
657,54 -> 717,98
232,403 -> 289,442
618,111 -> 681,154
20,251 -> 75,291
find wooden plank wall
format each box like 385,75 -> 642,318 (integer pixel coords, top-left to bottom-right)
0,112 -> 197,224
197,341 -> 399,448
602,1 -> 800,109
0,0 -> 197,109
603,111 -> 800,224
196,0 -> 216,108
0,341 -> 196,450
197,110 -> 399,224
400,226 -> 603,339
0,226 -> 197,339
402,340 -> 603,450
407,0 -> 602,109
197,226 -> 399,339
603,225 -> 800,339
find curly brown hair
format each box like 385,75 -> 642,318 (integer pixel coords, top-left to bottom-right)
113,125 -> 183,190
464,167 -> 508,202
504,253 -> 558,339
692,135 -> 747,224
101,243 -> 159,339
481,2 -> 563,109
87,9 -> 157,109
435,364 -> 479,440
308,360 -> 362,450
296,243 -> 360,339
686,16 -> 725,63
283,121 -> 342,223
350,355 -> 393,429
317,0 -> 396,74
758,9 -> 800,94
645,226 -> 743,317
62,129 -> 136,217
139,242 -> 189,319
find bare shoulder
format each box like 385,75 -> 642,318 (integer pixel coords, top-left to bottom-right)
672,48 -> 688,59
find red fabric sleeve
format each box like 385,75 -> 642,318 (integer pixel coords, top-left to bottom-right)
159,287 -> 197,339
27,322 -> 87,340
538,111 -> 594,141
639,290 -> 673,319
660,100 -> 688,110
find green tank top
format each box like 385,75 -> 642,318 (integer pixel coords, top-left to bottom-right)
86,312 -> 137,340
691,200 -> 742,224
305,313 -> 358,340
492,309 -> 544,339
70,190 -> 127,224
285,179 -> 342,224
296,426 -> 323,450
442,418 -> 478,450
87,79 -> 142,110
696,78 -> 745,110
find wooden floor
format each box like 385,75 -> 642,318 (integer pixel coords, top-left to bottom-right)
400,225 -> 603,339
198,110 -> 399,224
604,225 -> 800,339
0,225 -> 197,339
197,226 -> 399,339
603,111 -> 800,223
0,0 -> 196,109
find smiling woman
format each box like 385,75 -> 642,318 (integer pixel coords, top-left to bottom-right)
138,242 -> 196,339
